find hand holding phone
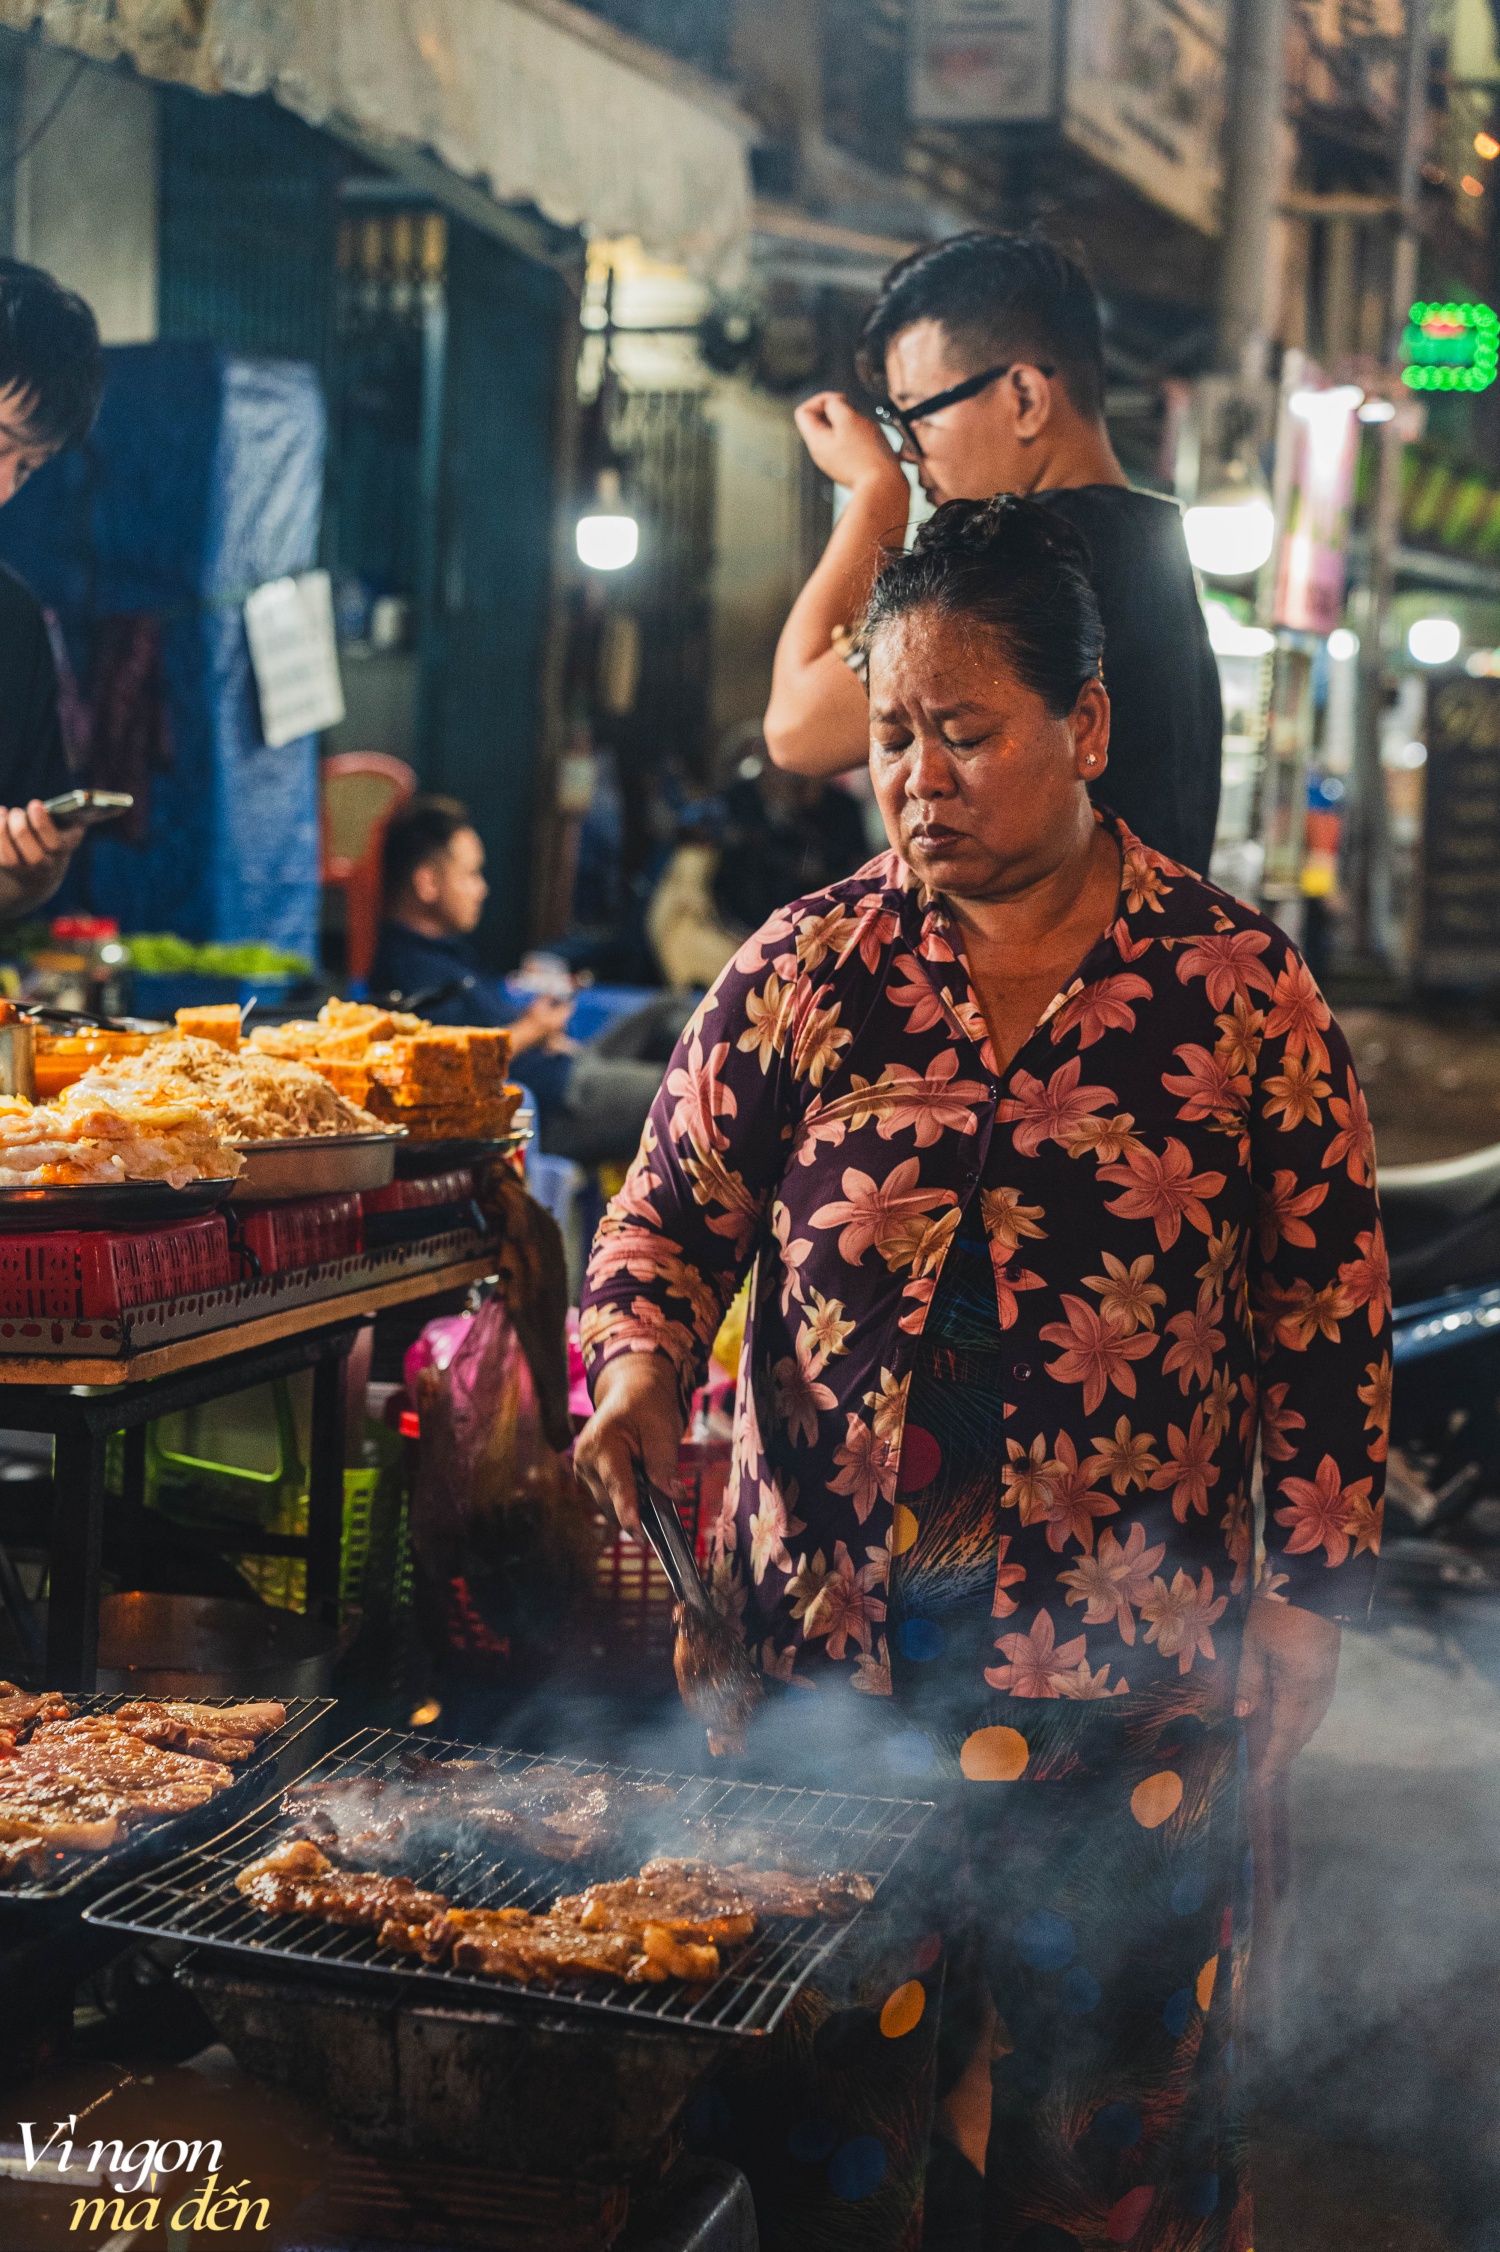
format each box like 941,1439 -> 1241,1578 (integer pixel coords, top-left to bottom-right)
0,797 -> 97,914
42,790 -> 134,830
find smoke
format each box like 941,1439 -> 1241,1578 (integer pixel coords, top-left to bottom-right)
1256,1600 -> 1500,2244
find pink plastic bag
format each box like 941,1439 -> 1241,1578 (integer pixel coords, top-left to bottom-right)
404,1311 -> 475,1392
409,1294 -> 595,1675
565,1307 -> 592,1423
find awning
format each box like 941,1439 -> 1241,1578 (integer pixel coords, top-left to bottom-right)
0,0 -> 754,278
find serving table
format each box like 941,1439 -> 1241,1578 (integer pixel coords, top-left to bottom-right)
0,1232 -> 499,1690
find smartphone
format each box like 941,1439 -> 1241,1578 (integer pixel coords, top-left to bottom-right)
42,790 -> 134,830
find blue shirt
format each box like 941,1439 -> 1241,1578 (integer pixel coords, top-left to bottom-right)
370,921 -> 573,1119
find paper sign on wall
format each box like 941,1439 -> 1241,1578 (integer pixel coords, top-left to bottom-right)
244,569 -> 346,749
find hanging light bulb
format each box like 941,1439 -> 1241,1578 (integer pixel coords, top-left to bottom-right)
1183,456 -> 1276,579
576,468 -> 639,572
1408,616 -> 1461,666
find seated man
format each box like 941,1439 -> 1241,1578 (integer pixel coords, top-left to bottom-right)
371,795 -> 680,1167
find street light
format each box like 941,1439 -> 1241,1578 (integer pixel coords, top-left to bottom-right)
1407,616 -> 1461,665
1183,457 -> 1276,579
576,469 -> 639,572
1327,627 -> 1359,661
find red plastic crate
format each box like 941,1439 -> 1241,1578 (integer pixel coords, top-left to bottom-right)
0,1216 -> 234,1318
586,1437 -> 731,1671
237,1193 -> 364,1276
362,1168 -> 474,1214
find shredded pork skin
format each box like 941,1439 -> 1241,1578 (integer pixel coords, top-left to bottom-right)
68,1037 -> 380,1142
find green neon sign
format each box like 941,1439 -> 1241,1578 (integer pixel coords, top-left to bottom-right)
1402,301 -> 1500,392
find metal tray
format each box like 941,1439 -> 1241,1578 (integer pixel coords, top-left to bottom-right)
84,1728 -> 935,2040
391,1127 -> 528,1177
230,1133 -> 399,1204
0,1177 -> 232,1231
1,1694 -> 333,1904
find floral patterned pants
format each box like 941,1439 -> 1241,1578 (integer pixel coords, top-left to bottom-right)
691,1689 -> 1251,2252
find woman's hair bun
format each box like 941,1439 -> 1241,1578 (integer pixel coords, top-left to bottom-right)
911,492 -> 1094,578
863,492 -> 1105,717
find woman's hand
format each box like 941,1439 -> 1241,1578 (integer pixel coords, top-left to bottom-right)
574,1354 -> 686,1538
794,392 -> 907,496
1234,1596 -> 1341,1778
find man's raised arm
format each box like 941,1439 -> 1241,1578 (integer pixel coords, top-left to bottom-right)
763,392 -> 909,778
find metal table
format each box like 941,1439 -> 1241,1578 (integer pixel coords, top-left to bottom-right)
0,1253 -> 495,1691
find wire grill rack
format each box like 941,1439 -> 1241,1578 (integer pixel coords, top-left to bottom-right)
1,1695 -> 333,1903
85,1728 -> 936,2040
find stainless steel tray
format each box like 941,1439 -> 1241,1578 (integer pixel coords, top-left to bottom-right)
229,1133 -> 399,1204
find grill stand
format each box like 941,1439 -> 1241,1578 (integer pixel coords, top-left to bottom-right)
177,1954 -> 723,2177
176,1955 -> 735,2250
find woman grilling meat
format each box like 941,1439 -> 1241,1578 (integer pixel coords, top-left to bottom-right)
576,497 -> 1388,2252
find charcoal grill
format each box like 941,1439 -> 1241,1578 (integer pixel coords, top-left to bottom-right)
0,1693 -> 332,1902
86,1726 -> 935,2039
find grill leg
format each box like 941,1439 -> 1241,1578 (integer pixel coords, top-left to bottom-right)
117,1422 -> 148,1592
307,1339 -> 351,1623
46,1414 -> 107,1691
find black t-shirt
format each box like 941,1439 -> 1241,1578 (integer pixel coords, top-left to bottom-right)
1036,486 -> 1222,873
0,564 -> 69,811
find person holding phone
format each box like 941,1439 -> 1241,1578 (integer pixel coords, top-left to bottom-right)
0,257 -> 105,915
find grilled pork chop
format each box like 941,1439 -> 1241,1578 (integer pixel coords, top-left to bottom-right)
235,1837 -> 448,1939
283,1761 -> 674,1871
113,1700 -> 286,1762
643,1857 -> 874,1920
0,1719 -> 235,1875
8,1720 -> 232,1813
554,1857 -> 872,1938
411,1904 -> 718,1984
672,1602 -> 763,1758
0,1683 -> 71,1750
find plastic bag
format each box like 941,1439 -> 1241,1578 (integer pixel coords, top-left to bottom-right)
409,1292 -> 596,1677
404,1310 -> 475,1389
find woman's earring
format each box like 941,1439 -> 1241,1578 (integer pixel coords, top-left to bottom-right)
1084,754 -> 1097,767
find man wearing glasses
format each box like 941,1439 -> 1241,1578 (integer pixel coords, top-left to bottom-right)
764,232 -> 1222,873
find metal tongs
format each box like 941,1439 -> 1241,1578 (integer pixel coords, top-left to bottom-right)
632,1462 -> 716,1618
632,1462 -> 764,1757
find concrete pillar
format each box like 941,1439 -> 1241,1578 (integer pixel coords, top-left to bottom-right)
1322,215 -> 1358,363
1215,0 -> 1289,379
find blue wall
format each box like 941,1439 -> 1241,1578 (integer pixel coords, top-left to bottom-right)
0,343 -> 325,958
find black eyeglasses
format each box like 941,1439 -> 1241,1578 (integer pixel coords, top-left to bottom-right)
873,362 -> 1055,455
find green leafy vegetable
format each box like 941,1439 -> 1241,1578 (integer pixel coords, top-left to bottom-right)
125,935 -> 312,978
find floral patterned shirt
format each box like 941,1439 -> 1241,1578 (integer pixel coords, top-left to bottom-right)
580,816 -> 1389,1700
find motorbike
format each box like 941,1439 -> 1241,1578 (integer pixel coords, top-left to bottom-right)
1380,1142 -> 1500,1594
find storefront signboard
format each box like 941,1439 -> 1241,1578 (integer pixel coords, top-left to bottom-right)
1420,674 -> 1500,983
908,0 -> 1060,122
1401,302 -> 1500,394
1061,0 -> 1228,235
